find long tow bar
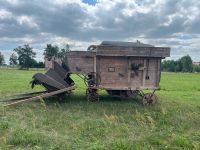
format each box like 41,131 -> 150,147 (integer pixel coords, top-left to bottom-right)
3,86 -> 76,107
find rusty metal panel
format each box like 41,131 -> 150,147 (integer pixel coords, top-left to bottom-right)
53,61 -> 68,79
46,69 -> 69,88
32,73 -> 66,91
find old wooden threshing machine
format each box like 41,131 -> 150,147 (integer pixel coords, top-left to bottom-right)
4,41 -> 170,106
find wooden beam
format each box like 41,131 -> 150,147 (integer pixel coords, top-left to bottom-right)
4,86 -> 76,107
142,59 -> 147,87
127,57 -> 131,88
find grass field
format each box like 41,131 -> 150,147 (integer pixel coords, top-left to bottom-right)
0,69 -> 200,149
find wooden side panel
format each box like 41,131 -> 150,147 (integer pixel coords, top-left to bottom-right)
129,58 -> 144,88
66,55 -> 94,74
65,50 -> 162,90
156,59 -> 161,87
97,57 -> 161,90
44,58 -> 62,69
98,57 -> 128,89
144,58 -> 160,88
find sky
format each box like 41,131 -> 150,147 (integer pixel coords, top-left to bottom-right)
0,0 -> 200,63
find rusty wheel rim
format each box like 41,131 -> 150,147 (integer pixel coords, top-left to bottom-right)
86,89 -> 99,102
142,93 -> 157,105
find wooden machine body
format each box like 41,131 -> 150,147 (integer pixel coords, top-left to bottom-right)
65,44 -> 170,91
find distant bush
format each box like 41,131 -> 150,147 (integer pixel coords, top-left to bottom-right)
0,52 -> 5,65
193,65 -> 200,72
29,59 -> 45,68
162,55 -> 198,72
14,44 -> 36,69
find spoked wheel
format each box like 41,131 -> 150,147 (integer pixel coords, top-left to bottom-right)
86,88 -> 99,102
142,93 -> 157,105
129,90 -> 140,98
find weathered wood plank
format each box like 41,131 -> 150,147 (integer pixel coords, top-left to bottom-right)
4,86 -> 76,107
97,46 -> 170,57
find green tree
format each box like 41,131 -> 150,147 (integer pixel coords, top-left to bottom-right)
162,60 -> 176,72
179,55 -> 193,72
162,55 -> 194,72
193,65 -> 200,72
174,60 -> 182,72
28,59 -> 45,68
36,61 -> 45,68
44,44 -> 59,59
14,44 -> 36,69
9,53 -> 18,66
0,52 -> 5,65
58,44 -> 70,59
32,61 -> 45,68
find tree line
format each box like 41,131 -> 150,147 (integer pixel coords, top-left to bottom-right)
161,55 -> 200,72
0,44 -> 70,69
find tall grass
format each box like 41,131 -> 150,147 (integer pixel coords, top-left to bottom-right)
0,69 -> 200,149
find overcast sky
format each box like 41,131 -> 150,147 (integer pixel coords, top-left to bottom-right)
0,0 -> 200,63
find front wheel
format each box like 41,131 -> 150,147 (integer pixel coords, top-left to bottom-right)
86,88 -> 99,102
142,93 -> 157,105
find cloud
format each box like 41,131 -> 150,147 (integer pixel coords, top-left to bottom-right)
0,0 -> 200,63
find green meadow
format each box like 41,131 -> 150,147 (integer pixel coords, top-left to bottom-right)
0,69 -> 200,149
